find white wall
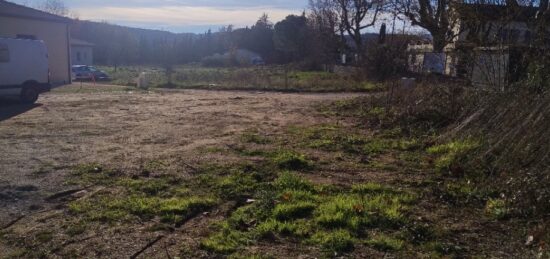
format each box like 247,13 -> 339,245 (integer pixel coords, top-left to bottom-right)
71,46 -> 93,65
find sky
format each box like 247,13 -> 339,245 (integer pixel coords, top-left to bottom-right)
11,0 -> 309,33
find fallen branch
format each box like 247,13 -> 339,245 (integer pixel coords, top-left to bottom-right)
130,235 -> 164,259
45,188 -> 85,202
163,243 -> 172,259
45,184 -> 97,202
51,234 -> 97,254
1,215 -> 25,230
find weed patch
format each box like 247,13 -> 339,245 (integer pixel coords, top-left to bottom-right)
427,140 -> 480,173
69,193 -> 215,225
485,198 -> 509,220
201,172 -> 415,256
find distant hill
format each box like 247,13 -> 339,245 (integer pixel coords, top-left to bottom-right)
70,20 -> 204,65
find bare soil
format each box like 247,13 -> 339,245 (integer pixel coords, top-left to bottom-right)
0,84 -> 536,258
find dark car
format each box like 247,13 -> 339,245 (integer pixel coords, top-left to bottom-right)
71,65 -> 110,81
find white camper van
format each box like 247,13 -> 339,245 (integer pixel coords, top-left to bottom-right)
0,38 -> 51,104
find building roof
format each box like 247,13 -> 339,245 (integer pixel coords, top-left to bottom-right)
71,38 -> 94,47
0,0 -> 71,23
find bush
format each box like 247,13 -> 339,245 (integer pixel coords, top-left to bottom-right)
362,37 -> 411,81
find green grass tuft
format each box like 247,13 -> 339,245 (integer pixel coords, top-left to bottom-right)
485,198 -> 509,220
201,222 -> 249,254
274,172 -> 314,191
255,219 -> 312,238
314,195 -> 365,231
272,201 -> 316,221
310,230 -> 355,253
216,171 -> 260,199
69,194 -> 215,225
272,151 -> 312,170
159,197 -> 216,224
351,183 -> 392,195
367,234 -> 404,251
427,140 -> 480,172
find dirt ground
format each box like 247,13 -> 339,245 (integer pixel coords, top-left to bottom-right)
0,84 -> 537,258
0,85 -> 364,254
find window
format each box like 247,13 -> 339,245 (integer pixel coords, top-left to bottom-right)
77,52 -> 81,61
0,43 -> 9,63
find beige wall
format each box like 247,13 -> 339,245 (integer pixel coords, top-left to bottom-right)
0,15 -> 70,84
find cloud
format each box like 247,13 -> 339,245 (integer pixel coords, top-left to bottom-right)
74,5 -> 301,28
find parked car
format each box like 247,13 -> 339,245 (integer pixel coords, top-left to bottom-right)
0,37 -> 51,104
71,65 -> 110,81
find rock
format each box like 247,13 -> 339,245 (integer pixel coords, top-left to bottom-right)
526,235 -> 534,246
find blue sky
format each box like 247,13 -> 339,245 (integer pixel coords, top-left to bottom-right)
12,0 -> 309,33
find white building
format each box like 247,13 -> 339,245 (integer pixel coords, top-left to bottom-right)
70,38 -> 94,66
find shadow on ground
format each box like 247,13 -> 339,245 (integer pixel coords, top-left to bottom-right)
0,100 -> 41,122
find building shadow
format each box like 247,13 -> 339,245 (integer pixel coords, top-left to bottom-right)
0,99 -> 41,122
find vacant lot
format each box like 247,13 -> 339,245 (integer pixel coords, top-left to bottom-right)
97,66 -> 383,92
0,84 -> 536,258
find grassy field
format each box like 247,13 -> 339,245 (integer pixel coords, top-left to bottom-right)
98,65 -> 385,93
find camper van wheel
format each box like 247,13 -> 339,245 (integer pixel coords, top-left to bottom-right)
20,86 -> 39,104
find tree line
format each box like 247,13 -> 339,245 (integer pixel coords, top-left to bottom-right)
33,0 -> 550,78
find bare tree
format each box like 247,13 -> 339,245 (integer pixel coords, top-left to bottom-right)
392,0 -> 458,52
37,0 -> 68,16
337,0 -> 384,56
535,0 -> 549,42
308,0 -> 343,66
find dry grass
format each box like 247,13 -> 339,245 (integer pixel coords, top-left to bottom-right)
98,65 -> 385,93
